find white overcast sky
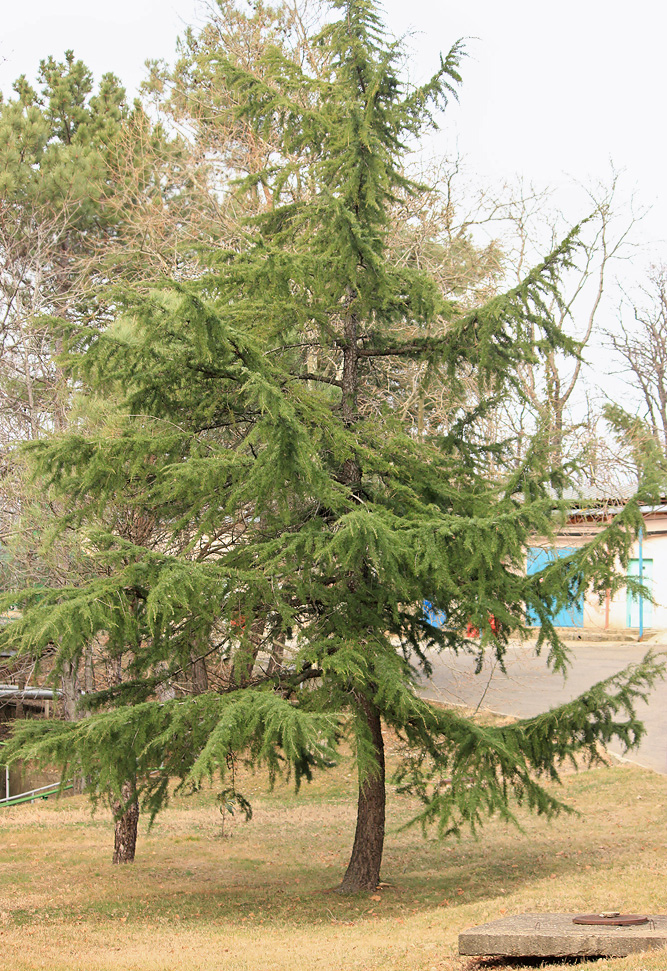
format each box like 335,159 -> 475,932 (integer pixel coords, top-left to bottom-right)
1,0 -> 666,263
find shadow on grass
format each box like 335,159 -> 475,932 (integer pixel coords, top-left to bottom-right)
4,764 -> 667,935
465,960 -> 609,969
4,826 -> 646,931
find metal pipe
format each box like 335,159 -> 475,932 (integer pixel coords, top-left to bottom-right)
0,685 -> 61,699
0,780 -> 74,807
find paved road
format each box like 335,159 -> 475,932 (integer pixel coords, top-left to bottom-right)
417,639 -> 667,774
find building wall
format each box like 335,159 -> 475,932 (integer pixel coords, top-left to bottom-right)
548,512 -> 667,632
582,529 -> 667,632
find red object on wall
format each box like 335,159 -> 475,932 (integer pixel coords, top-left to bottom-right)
466,615 -> 499,638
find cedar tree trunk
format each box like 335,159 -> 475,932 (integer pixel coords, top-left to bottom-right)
266,631 -> 286,676
61,660 -> 79,721
336,305 -> 385,893
190,650 -> 209,694
337,695 -> 386,893
112,779 -> 139,864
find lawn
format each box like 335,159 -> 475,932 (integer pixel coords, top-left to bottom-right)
1,733 -> 666,971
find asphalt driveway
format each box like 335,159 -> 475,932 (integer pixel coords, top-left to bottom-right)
417,638 -> 667,774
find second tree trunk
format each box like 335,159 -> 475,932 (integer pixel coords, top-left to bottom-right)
112,779 -> 139,864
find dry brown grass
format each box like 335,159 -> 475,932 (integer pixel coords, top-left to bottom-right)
1,739 -> 667,971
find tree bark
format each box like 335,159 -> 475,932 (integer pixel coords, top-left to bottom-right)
266,631 -> 286,676
84,640 -> 95,695
61,659 -> 79,721
341,301 -> 359,423
190,650 -> 209,694
107,649 -> 139,864
336,291 -> 387,893
111,779 -> 139,864
16,675 -> 25,719
337,695 -> 386,893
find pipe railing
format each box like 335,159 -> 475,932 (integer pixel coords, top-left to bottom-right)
0,771 -> 73,807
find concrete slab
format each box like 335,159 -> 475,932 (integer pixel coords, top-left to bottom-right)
459,913 -> 667,958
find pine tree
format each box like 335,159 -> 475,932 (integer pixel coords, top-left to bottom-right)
1,0 -> 664,889
0,52 -> 128,441
0,52 -> 184,859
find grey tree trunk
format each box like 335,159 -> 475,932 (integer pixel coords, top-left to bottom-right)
335,298 -> 388,892
190,651 -> 209,694
266,632 -> 286,676
61,659 -> 79,721
107,651 -> 140,863
111,780 -> 139,864
84,640 -> 95,695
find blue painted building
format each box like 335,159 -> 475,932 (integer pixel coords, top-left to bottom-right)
528,492 -> 667,634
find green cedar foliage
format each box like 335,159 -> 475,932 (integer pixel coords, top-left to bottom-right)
1,0 -> 664,882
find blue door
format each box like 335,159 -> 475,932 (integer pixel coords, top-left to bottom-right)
527,547 -> 584,628
423,600 -> 447,629
626,559 -> 653,629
